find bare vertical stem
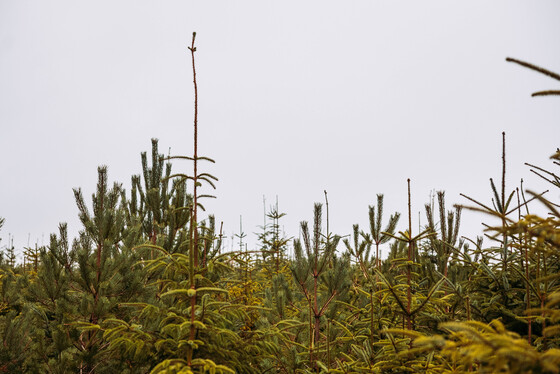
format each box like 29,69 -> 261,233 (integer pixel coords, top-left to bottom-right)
275,196 -> 280,273
407,178 -> 412,330
327,318 -> 331,370
218,221 -> 223,255
151,224 -> 156,260
34,243 -> 38,272
502,133 -> 506,210
516,187 -> 533,343
187,31 -> 198,366
189,32 -> 199,268
502,132 -> 508,274
369,289 -> 375,367
309,302 -> 313,369
542,247 -> 548,348
525,231 -> 532,343
324,190 -> 329,238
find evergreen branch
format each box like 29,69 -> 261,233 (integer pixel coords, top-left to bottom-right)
526,161 -> 560,188
329,318 -> 355,338
165,155 -> 216,163
196,287 -> 229,294
276,320 -> 308,334
198,194 -> 217,199
410,277 -> 447,316
381,231 -> 407,243
71,322 -> 102,331
536,273 -> 560,284
198,176 -> 217,189
459,193 -> 496,214
452,206 -> 462,245
381,213 -> 401,244
162,173 -> 194,182
478,260 -> 499,285
172,206 -> 193,212
376,195 -> 383,237
383,331 -> 401,354
511,265 -> 541,298
458,204 -> 515,224
504,190 -> 516,213
317,290 -> 338,317
117,302 -> 149,309
438,192 -> 447,240
132,243 -> 170,257
490,178 -> 503,213
526,190 -> 560,218
505,189 -> 548,215
197,172 -> 218,181
374,269 -> 409,316
383,328 -> 423,339
529,169 -> 559,187
411,228 -> 436,242
532,90 -> 560,97
102,318 -> 130,328
506,57 -> 560,82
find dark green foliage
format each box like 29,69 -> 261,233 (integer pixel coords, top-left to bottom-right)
3,51 -> 560,374
368,194 -> 400,267
126,138 -> 192,254
258,199 -> 291,275
286,203 -> 352,371
3,144 -> 560,373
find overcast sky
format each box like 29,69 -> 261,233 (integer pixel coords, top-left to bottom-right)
1,1 -> 559,257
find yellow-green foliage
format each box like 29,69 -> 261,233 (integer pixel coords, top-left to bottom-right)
410,319 -> 560,373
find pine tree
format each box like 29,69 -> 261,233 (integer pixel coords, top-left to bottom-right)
290,203 -> 351,372
424,191 -> 462,278
101,33 -> 277,374
0,254 -> 29,371
68,166 -> 149,372
21,224 -> 78,373
367,194 -> 400,268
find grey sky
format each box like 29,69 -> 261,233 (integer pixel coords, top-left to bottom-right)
1,1 -> 559,256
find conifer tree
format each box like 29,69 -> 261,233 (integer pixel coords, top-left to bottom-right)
255,199 -> 293,344
69,166 -> 149,372
140,139 -> 172,246
367,194 -> 400,268
100,33 -> 277,374
0,251 -> 29,371
424,191 -> 462,278
258,198 -> 290,275
22,224 -> 78,372
290,203 -> 351,371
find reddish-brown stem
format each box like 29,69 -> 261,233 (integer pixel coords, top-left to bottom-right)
187,31 -> 199,367
406,178 -> 412,330
502,132 -> 508,275
525,232 -> 532,343
542,247 -> 548,348
190,33 -> 199,269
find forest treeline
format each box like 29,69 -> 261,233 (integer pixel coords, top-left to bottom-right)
2,140 -> 560,374
1,38 -> 560,372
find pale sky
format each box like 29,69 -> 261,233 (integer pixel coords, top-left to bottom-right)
1,1 -> 559,257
